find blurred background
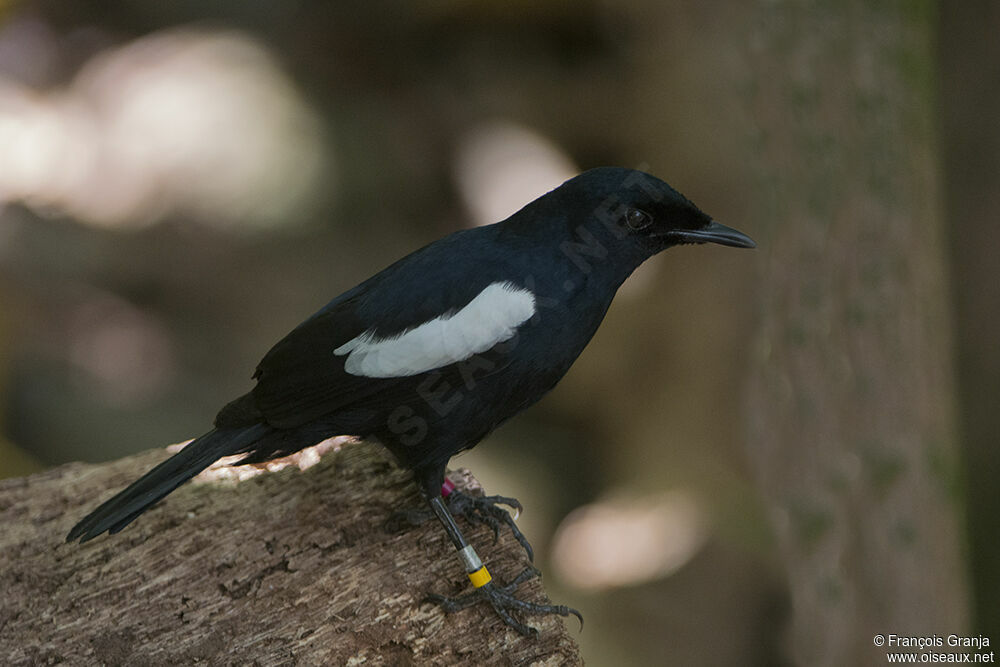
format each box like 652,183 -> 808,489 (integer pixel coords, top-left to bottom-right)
1,1 -> 995,664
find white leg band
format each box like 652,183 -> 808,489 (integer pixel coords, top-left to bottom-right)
457,544 -> 483,572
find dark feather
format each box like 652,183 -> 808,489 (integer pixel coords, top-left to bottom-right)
247,233 -> 524,430
66,424 -> 269,542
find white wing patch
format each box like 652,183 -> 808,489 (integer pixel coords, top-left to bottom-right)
334,281 -> 536,378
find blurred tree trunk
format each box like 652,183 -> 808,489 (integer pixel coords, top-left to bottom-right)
743,2 -> 968,665
940,0 -> 1000,643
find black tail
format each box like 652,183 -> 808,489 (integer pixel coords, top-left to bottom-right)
66,424 -> 269,543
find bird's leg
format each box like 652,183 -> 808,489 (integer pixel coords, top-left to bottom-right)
441,480 -> 534,561
384,478 -> 534,561
423,494 -> 582,636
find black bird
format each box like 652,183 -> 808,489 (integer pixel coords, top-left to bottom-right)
66,167 -> 755,635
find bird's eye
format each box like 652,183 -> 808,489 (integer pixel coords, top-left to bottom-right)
625,207 -> 652,230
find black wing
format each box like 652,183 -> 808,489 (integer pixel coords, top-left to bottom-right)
243,229 -> 512,429
246,291 -> 394,428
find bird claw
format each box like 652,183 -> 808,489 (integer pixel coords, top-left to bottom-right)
424,567 -> 583,637
446,491 -> 533,561
385,490 -> 534,561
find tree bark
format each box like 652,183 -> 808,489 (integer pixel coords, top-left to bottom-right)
940,0 -> 1000,642
743,2 -> 969,665
0,439 -> 580,666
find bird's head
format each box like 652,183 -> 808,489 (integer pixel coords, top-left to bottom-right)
548,167 -> 756,263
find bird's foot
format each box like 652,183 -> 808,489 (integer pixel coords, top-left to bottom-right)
425,567 -> 582,637
385,489 -> 534,561
447,490 -> 533,561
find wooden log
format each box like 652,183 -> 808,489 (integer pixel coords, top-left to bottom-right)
0,439 -> 581,665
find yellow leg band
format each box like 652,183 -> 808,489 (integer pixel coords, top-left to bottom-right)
468,566 -> 492,588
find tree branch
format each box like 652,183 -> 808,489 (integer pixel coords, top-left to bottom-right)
0,439 -> 580,665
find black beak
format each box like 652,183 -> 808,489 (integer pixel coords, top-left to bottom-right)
667,220 -> 756,249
